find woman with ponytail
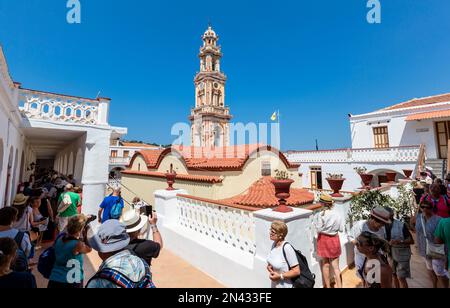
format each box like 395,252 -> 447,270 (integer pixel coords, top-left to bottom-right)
356,231 -> 393,288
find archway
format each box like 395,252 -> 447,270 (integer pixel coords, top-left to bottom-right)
68,152 -> 74,175
19,150 -> 25,183
74,149 -> 84,185
3,147 -> 14,207
62,154 -> 68,175
10,149 -> 19,203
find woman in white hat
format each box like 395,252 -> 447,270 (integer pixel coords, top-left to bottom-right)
120,209 -> 162,266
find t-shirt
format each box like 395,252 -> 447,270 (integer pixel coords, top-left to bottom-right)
100,196 -> 124,223
267,242 -> 299,289
12,207 -> 32,232
416,213 -> 441,258
349,220 -> 386,274
420,195 -> 450,218
58,192 -> 80,218
434,218 -> 450,268
0,272 -> 37,288
0,228 -> 32,258
127,239 -> 161,265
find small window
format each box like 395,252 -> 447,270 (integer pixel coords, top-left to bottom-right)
111,150 -> 118,158
123,151 -> 130,158
373,126 -> 389,148
261,161 -> 271,176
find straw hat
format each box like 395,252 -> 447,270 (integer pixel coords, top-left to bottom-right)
13,194 -> 29,206
120,210 -> 148,234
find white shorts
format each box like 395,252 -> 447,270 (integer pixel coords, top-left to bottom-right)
423,257 -> 450,278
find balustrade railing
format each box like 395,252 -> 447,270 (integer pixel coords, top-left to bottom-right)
109,157 -> 131,165
176,196 -> 256,255
287,145 -> 422,164
18,89 -> 108,125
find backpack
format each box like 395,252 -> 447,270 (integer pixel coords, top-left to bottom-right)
87,258 -> 155,288
12,231 -> 29,272
282,243 -> 316,288
38,233 -> 66,279
109,197 -> 123,220
57,193 -> 73,214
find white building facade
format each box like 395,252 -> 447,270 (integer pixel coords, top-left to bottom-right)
0,46 -> 126,216
286,93 -> 450,191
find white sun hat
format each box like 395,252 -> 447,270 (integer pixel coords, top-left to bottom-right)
120,209 -> 148,234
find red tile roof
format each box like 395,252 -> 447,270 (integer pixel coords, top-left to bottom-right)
176,177 -> 315,211
121,170 -> 223,183
381,93 -> 450,111
121,142 -> 161,149
406,109 -> 450,121
129,145 -> 299,171
220,177 -> 314,209
128,149 -> 167,169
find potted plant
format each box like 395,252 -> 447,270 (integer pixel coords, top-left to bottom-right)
385,171 -> 397,183
347,190 -> 395,226
326,173 -> 345,197
354,167 -> 373,189
271,170 -> 294,213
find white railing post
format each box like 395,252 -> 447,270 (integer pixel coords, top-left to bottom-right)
253,208 -> 316,288
97,97 -> 110,125
154,189 -> 187,227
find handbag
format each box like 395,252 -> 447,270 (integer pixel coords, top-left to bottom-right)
420,216 -> 446,260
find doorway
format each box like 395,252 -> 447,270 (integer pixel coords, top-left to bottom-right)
310,166 -> 323,190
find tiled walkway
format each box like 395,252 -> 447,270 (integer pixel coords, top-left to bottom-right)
342,246 -> 437,288
32,245 -> 224,288
32,242 -> 437,288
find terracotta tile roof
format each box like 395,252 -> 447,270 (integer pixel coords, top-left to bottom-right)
220,177 -> 315,209
177,194 -> 261,212
121,170 -> 223,183
406,109 -> 450,121
121,142 -> 161,148
381,93 -> 450,111
129,149 -> 167,169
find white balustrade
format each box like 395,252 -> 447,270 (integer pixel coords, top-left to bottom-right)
18,90 -> 106,125
177,196 -> 256,255
109,157 -> 131,165
287,146 -> 421,164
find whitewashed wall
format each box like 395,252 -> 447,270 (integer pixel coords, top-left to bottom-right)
153,189 -> 356,288
351,113 -> 439,159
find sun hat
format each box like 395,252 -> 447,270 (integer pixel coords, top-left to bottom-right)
13,194 -> 29,206
120,210 -> 148,234
87,220 -> 130,253
319,194 -> 333,205
371,206 -> 392,224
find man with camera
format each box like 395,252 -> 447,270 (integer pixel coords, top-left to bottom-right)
120,208 -> 163,266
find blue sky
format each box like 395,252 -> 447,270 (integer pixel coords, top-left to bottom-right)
1,0 -> 450,150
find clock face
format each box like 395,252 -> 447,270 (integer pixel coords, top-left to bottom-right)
214,83 -> 219,89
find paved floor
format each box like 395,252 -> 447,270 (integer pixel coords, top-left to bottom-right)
32,244 -> 224,288
32,241 -> 438,288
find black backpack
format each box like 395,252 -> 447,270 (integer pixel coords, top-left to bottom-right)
282,243 -> 316,288
12,231 -> 29,272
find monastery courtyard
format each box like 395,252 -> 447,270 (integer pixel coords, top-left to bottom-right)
32,241 -> 431,288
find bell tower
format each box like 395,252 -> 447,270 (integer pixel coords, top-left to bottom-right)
190,25 -> 232,147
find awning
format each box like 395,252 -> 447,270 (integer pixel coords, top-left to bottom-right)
406,109 -> 450,121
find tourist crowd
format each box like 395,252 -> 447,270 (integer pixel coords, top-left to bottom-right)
1,165 -> 450,288
0,166 -> 162,288
266,172 -> 450,289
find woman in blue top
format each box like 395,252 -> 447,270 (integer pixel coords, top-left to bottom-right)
48,214 -> 92,288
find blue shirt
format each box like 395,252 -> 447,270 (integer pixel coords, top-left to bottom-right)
49,238 -> 84,284
100,195 -> 124,223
